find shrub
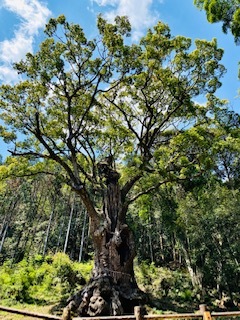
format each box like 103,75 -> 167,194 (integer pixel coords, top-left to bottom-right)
0,253 -> 93,304
135,261 -> 195,306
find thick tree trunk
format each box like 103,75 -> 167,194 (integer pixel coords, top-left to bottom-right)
63,162 -> 145,318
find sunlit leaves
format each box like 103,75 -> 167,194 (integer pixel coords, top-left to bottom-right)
0,14 -> 231,202
194,0 -> 240,44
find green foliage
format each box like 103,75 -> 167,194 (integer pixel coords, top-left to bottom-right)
0,253 -> 92,304
194,0 -> 240,44
0,14 -> 228,209
0,174 -> 91,263
176,182 -> 240,296
135,261 -> 195,305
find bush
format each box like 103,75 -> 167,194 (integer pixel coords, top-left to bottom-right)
135,261 -> 195,307
0,253 -> 93,304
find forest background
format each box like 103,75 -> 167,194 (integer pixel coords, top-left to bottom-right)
0,0 -> 240,316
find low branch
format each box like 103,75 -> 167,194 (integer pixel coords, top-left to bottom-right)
128,179 -> 171,204
8,150 -> 50,159
121,174 -> 142,200
35,113 -> 99,223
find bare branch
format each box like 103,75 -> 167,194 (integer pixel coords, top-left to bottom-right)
127,179 -> 171,204
121,174 -> 142,200
104,95 -> 141,142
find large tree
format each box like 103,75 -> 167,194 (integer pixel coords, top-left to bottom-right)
0,15 -> 227,316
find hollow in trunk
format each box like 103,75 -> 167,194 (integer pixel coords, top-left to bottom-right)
62,161 -> 145,318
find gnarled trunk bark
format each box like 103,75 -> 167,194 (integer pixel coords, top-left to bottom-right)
63,162 -> 145,319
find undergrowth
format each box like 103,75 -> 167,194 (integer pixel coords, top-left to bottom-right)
0,253 -> 196,312
135,261 -> 197,312
0,253 -> 93,305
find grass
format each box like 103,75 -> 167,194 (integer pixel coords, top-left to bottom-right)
0,303 -> 57,320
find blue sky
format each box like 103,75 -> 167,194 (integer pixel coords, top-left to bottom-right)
0,0 -> 239,158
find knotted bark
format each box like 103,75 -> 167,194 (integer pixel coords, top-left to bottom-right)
62,159 -> 145,319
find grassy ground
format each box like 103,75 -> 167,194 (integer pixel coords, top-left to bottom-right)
0,303 -> 59,320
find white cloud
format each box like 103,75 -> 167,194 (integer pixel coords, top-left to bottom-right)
0,0 -> 51,83
93,0 -> 118,6
92,0 -> 158,40
0,65 -> 19,83
0,32 -> 33,63
3,0 -> 51,35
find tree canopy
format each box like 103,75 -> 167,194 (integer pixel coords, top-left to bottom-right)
0,15 -> 227,211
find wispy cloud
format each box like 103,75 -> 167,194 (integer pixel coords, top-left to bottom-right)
92,0 -> 159,40
0,0 -> 51,83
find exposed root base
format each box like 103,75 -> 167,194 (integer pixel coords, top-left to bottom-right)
62,276 -> 146,319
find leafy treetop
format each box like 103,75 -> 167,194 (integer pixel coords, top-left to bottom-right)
0,15 -> 228,219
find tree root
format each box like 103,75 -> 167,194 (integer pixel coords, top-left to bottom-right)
62,276 -> 146,319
